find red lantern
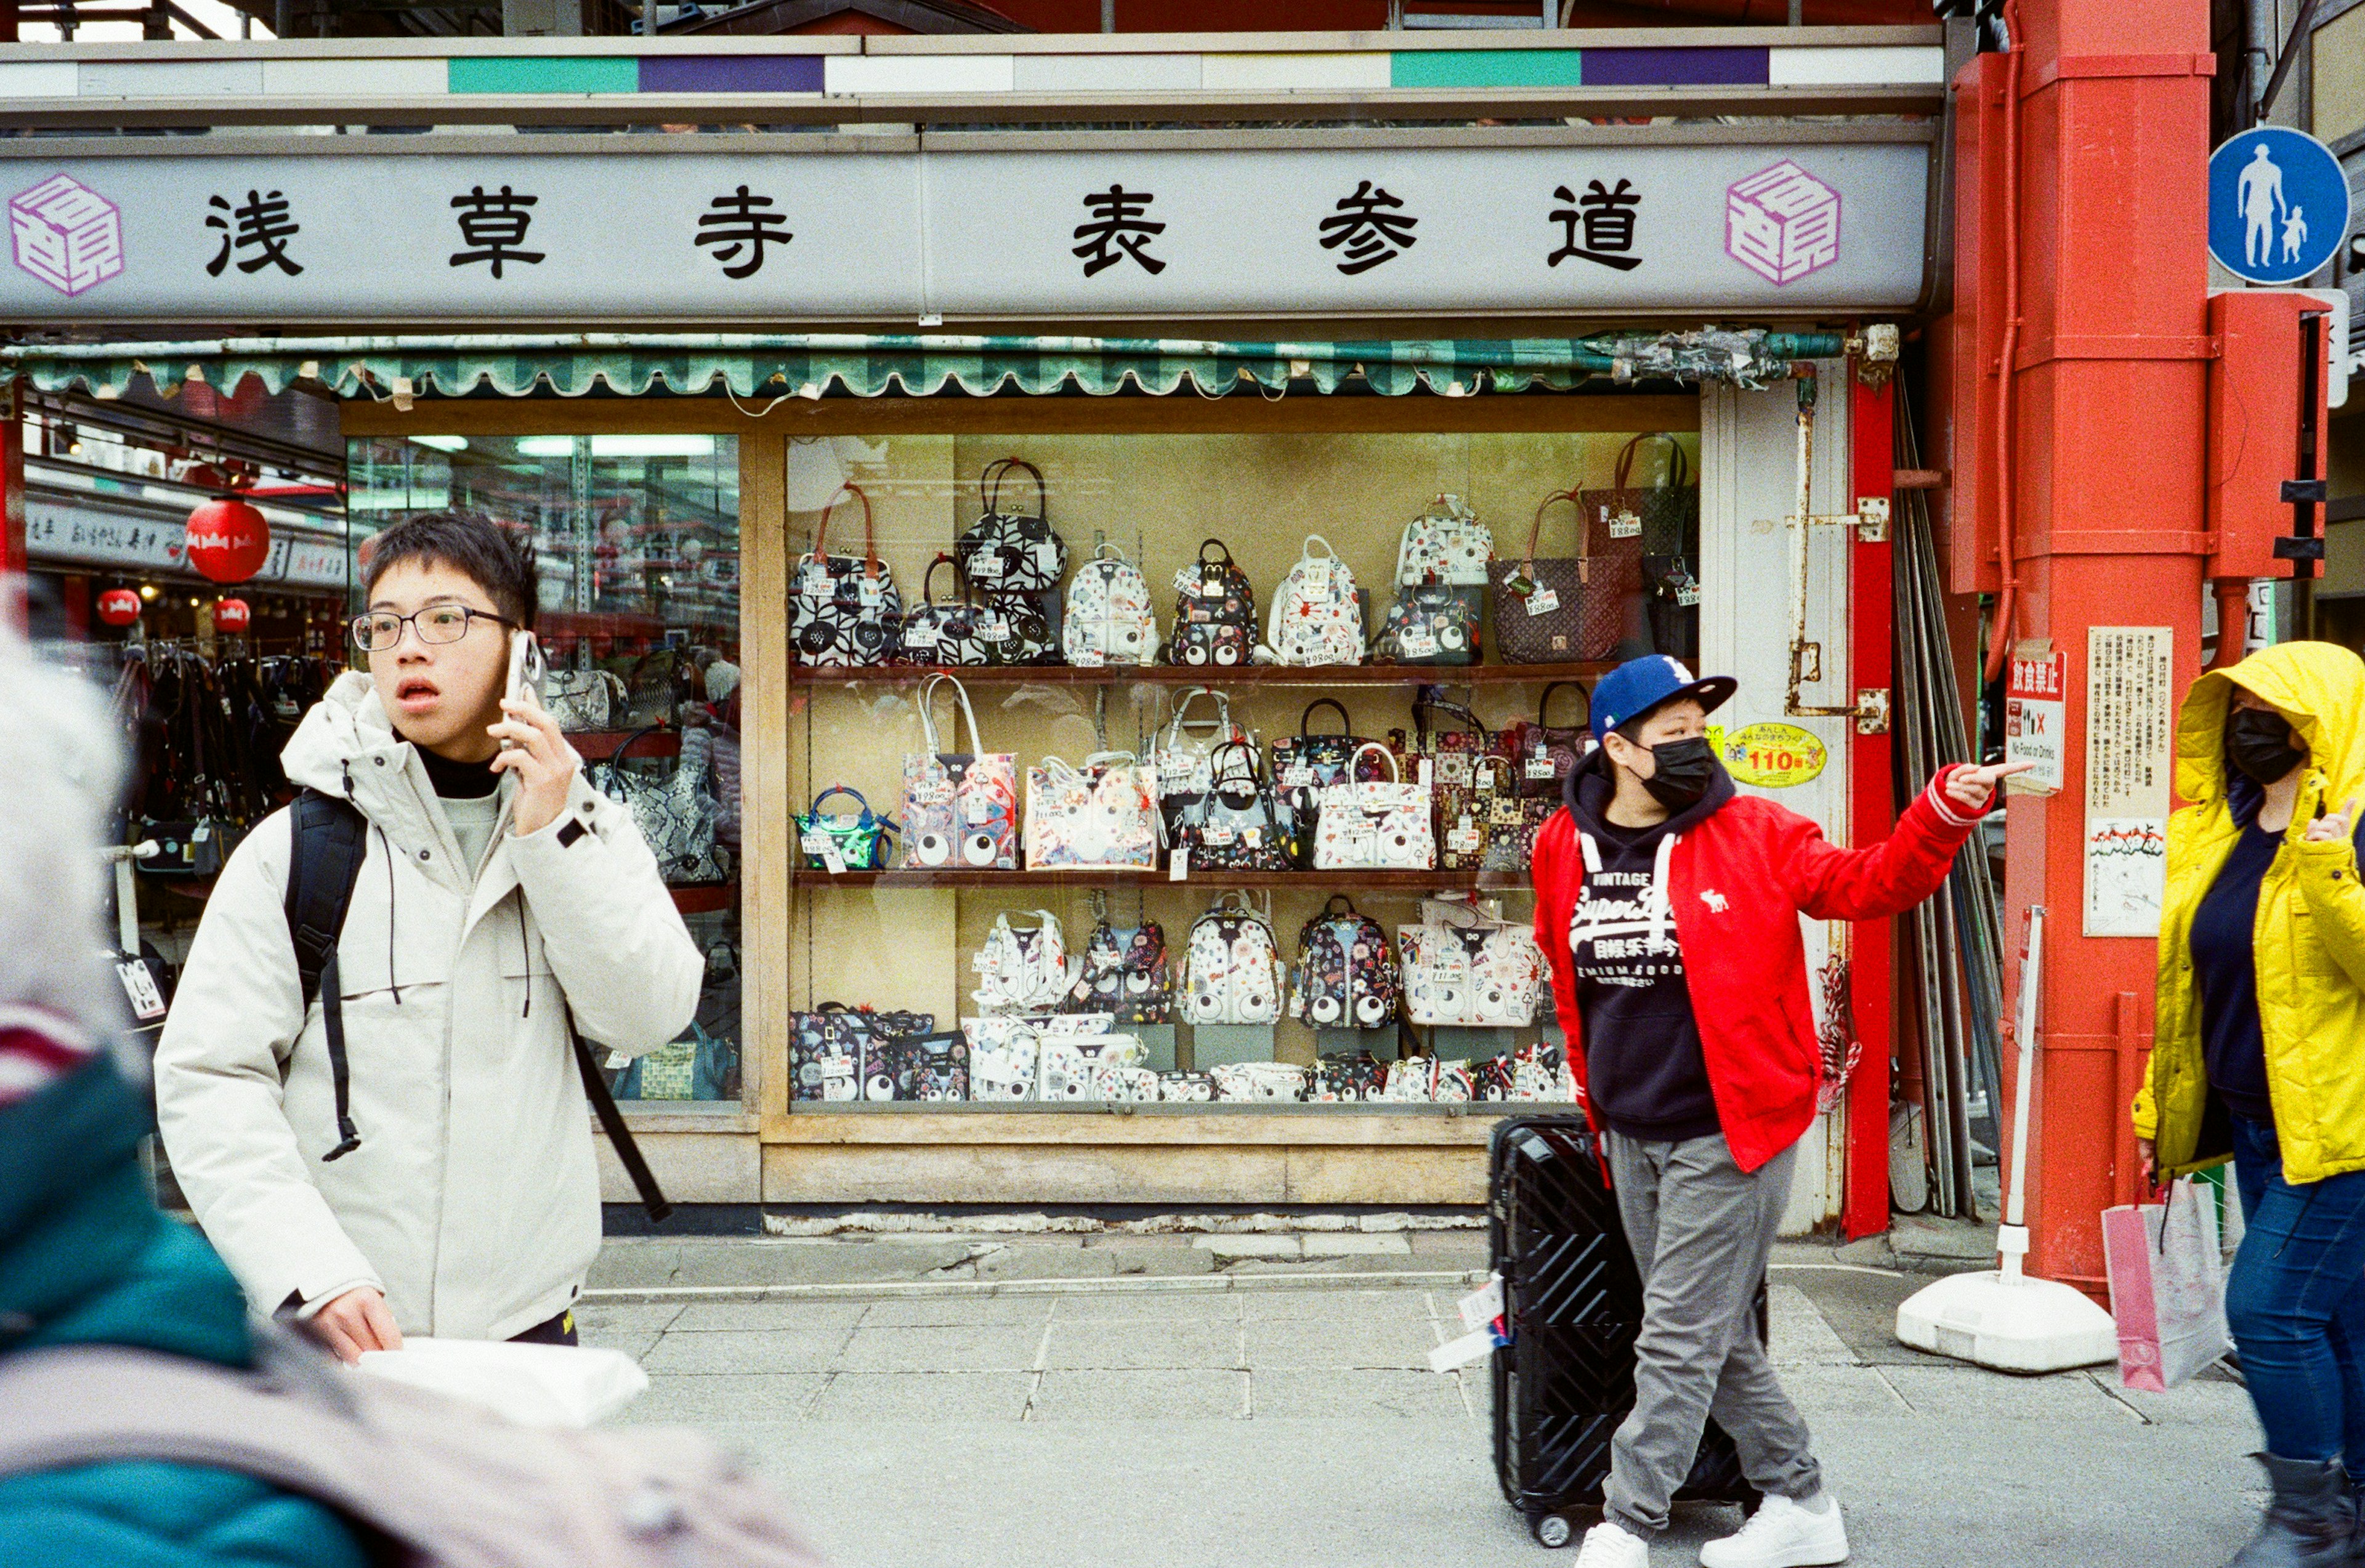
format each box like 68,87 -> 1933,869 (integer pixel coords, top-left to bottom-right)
97,589 -> 142,628
184,497 -> 270,584
213,597 -> 251,634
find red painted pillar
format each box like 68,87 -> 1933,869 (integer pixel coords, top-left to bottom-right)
1845,373 -> 1896,1240
1,384 -> 25,635
1956,0 -> 2213,1289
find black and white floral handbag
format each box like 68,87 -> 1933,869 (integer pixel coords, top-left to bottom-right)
895,554 -> 996,667
790,483 -> 901,667
956,458 -> 1068,594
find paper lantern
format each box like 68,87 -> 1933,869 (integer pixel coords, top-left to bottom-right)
212,597 -> 251,634
97,588 -> 141,627
184,496 -> 270,584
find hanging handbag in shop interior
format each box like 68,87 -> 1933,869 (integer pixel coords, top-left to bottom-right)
1182,891 -> 1287,1027
1264,535 -> 1367,667
621,644 -> 700,731
1022,752 -> 1160,869
956,458 -> 1069,594
1289,895 -> 1401,1031
1397,900 -> 1548,1028
1312,742 -> 1436,871
971,909 -> 1078,1014
1489,490 -> 1631,665
1396,698 -> 1516,873
789,1004 -> 935,1104
124,650 -> 265,880
1376,495 -> 1490,666
1268,699 -> 1386,870
1174,740 -> 1296,874
1061,918 -> 1174,1025
1579,432 -> 1699,660
793,785 -> 897,873
900,674 -> 1019,870
790,482 -> 902,667
589,726 -> 730,885
1147,686 -> 1250,846
1062,542 -> 1160,666
1166,540 -> 1258,668
543,644 -> 629,733
1503,681 -> 1595,802
895,554 -> 997,667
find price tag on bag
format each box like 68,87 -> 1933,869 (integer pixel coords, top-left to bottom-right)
1525,586 -> 1561,617
1169,847 -> 1190,882
1525,753 -> 1558,780
116,960 -> 166,1021
904,624 -> 940,650
799,830 -> 833,856
1400,626 -> 1440,658
820,846 -> 848,876
1608,509 -> 1642,540
1447,818 -> 1483,856
1281,762 -> 1316,788
963,793 -> 998,825
971,552 -> 1006,580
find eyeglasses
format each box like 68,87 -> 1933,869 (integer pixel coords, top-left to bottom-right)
350,604 -> 515,653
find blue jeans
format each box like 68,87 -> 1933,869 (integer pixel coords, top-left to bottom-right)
2225,1114 -> 2365,1468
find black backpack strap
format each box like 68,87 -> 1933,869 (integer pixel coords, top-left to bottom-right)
567,1013 -> 674,1224
283,790 -> 370,1162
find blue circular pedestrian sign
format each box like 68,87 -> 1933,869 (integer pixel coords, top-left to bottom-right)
2209,127 -> 2351,286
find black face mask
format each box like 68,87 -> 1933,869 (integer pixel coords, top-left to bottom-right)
2226,708 -> 2306,785
1640,736 -> 1720,810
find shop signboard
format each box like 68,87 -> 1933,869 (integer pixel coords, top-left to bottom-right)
26,492 -> 347,588
0,139 -> 1929,323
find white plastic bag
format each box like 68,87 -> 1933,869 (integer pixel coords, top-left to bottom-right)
354,1337 -> 650,1428
2102,1177 -> 2231,1391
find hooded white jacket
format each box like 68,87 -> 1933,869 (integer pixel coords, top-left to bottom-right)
155,673 -> 703,1340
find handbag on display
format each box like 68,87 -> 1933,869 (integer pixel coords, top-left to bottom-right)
1489,490 -> 1630,665
1470,1042 -> 1579,1104
1023,752 -> 1160,869
793,785 -> 897,873
790,483 -> 902,668
1397,698 -> 1516,873
1209,1061 -> 1308,1102
897,1030 -> 972,1102
1174,740 -> 1296,874
976,591 -> 1060,668
1269,699 -> 1387,870
1308,1051 -> 1390,1103
1289,896 -> 1400,1031
1148,687 -> 1248,844
1397,902 -> 1548,1028
1396,492 -> 1497,588
1155,1071 -> 1219,1102
964,1016 -> 1045,1102
956,458 -> 1068,594
971,910 -> 1078,1014
1039,1031 -> 1152,1103
1312,742 -> 1436,872
1264,535 -> 1365,667
789,1004 -> 934,1104
900,674 -> 1019,870
1372,583 -> 1480,667
1061,543 -> 1160,666
543,646 -> 629,732
1182,892 -> 1287,1027
1061,919 -> 1174,1025
1579,432 -> 1697,660
1166,540 -> 1258,668
895,554 -> 997,668
621,645 -> 698,732
1503,681 -> 1595,801
1379,1054 -> 1476,1104
589,726 -> 729,886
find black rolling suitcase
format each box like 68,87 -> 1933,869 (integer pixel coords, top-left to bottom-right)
1489,1113 -> 1763,1549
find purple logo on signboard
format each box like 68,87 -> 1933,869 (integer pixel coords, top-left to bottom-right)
10,174 -> 124,297
1724,161 -> 1841,287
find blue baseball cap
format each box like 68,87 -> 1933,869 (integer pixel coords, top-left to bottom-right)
1590,655 -> 1738,742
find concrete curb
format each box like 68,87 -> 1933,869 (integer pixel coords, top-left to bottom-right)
581,1268 -> 1491,1305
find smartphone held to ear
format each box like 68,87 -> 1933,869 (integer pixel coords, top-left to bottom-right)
503,631 -> 546,751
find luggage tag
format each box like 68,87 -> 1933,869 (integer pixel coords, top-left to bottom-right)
1524,586 -> 1561,616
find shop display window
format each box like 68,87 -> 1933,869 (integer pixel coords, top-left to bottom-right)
783,426 -> 1700,1112
346,433 -> 744,1108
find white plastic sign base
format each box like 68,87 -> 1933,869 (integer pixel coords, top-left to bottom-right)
1894,1270 -> 2118,1374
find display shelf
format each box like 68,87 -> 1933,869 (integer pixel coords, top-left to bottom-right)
668,883 -> 737,915
788,867 -> 1528,891
785,662 -> 1611,689
571,727 -> 682,761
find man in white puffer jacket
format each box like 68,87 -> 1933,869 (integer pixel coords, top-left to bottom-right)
156,511 -> 703,1360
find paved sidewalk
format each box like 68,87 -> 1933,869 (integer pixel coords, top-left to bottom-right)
588,1247 -> 2259,1568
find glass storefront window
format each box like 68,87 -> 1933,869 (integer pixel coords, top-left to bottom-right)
783,426 -> 1699,1111
346,433 -> 743,1109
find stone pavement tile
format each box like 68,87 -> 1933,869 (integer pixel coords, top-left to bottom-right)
597,1238 -> 977,1290
584,1242 -> 684,1289
2101,1369 -> 2258,1428
1300,1234 -> 1411,1257
1241,1288 -> 1434,1322
1776,1362 -> 1918,1421
811,1372 -> 1033,1422
1044,1319 -> 1242,1371
1877,1363 -> 2143,1424
1251,1368 -> 1468,1419
1048,1290 -> 1243,1322
1407,1231 -> 1490,1262
642,1327 -> 855,1375
836,1324 -> 1046,1373
1100,1247 -> 1221,1279
1771,1263 -> 1962,1367
669,1299 -> 871,1333
858,1295 -> 1060,1328
626,1373 -> 827,1423
1192,1236 -> 1302,1259
1766,1282 -> 1860,1367
1242,1317 -> 1440,1370
576,1302 -> 679,1359
975,1246 -> 1125,1281
1028,1368 -> 1247,1420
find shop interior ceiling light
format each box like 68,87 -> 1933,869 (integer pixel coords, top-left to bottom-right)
1896,905 -> 2119,1373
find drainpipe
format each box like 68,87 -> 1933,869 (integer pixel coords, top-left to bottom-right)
1981,0 -> 2027,682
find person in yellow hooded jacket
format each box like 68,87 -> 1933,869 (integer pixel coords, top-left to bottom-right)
2135,641 -> 2365,1568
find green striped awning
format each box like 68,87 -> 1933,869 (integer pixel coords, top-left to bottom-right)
0,329 -> 1848,402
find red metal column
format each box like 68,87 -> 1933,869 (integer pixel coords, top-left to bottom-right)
1,384 -> 25,634
1845,372 -> 1897,1240
1957,0 -> 2213,1290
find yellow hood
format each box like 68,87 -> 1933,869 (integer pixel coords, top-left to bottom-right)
2175,641 -> 2365,818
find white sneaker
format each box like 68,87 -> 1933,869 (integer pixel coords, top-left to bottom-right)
1575,1520 -> 1652,1567
1698,1492 -> 1851,1568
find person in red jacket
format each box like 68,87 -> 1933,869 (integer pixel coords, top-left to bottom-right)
1537,655 -> 2021,1568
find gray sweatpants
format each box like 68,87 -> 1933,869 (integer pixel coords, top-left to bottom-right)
1601,1130 -> 1822,1538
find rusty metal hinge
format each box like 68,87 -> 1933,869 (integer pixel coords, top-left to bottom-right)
1854,689 -> 1891,735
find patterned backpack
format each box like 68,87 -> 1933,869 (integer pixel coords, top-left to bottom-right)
1182,892 -> 1286,1026
1289,895 -> 1400,1030
1062,543 -> 1159,666
1061,919 -> 1174,1025
1265,535 -> 1365,667
1167,539 -> 1258,668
